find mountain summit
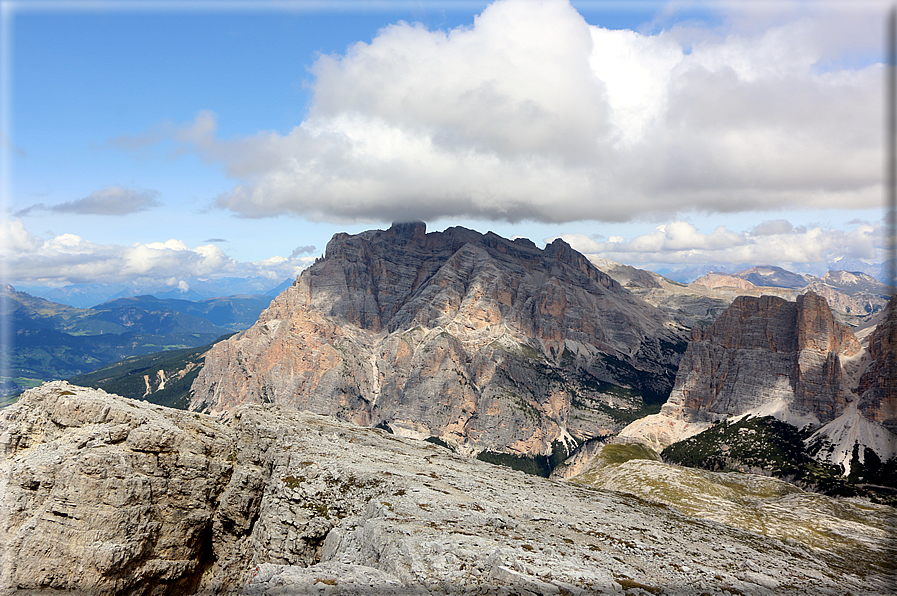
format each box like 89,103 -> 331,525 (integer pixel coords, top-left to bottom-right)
190,223 -> 686,456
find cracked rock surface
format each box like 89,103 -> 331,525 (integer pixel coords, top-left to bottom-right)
2,382 -> 894,595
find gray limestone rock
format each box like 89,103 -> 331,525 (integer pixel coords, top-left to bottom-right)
2,382 -> 894,595
653,292 -> 860,428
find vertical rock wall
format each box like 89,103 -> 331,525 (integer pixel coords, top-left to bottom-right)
857,295 -> 897,430
659,292 -> 860,427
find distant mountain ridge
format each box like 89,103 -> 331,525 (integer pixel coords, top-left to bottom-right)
14,276 -> 291,309
1,286 -> 271,395
590,258 -> 892,330
68,334 -> 233,409
732,265 -> 809,288
656,258 -> 888,284
695,268 -> 892,323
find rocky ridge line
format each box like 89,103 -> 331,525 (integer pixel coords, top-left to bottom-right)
589,259 -> 892,330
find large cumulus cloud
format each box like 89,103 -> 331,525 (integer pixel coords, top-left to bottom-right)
149,0 -> 880,223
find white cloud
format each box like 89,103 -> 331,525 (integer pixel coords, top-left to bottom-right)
138,0 -> 881,224
551,220 -> 886,270
0,218 -> 310,285
16,186 -> 162,216
0,218 -> 43,253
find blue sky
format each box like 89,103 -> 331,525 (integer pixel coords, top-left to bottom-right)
1,0 -> 890,295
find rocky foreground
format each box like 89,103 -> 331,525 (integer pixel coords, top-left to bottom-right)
2,382 -> 895,595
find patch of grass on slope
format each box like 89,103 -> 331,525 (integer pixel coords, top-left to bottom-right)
573,443 -> 661,485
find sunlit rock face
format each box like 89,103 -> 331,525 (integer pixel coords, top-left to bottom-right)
619,292 -> 863,451
857,294 -> 897,430
663,292 -> 860,425
3,382 -> 893,596
190,223 -> 686,456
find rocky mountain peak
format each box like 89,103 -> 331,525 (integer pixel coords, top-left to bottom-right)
686,291 -> 859,356
190,224 -> 686,455
733,265 -> 809,289
690,294 -> 799,351
673,291 -> 859,423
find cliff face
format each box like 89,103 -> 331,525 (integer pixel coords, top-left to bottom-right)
2,382 -> 893,596
856,295 -> 897,430
659,292 -> 860,427
619,292 -> 864,451
190,223 -> 686,455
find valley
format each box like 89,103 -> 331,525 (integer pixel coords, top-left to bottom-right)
1,286 -> 274,397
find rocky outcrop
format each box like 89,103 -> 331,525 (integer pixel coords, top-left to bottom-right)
857,294 -> 897,430
2,382 -> 895,595
0,382 -> 236,594
619,292 -> 862,450
663,292 -> 860,425
190,223 -> 686,456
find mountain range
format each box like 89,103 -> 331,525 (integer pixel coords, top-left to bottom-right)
655,257 -> 891,285
589,260 -> 892,329
10,223 -> 889,482
13,276 -> 291,309
1,286 -> 272,396
186,223 -> 896,483
2,222 -> 896,594
17,222 -> 888,478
